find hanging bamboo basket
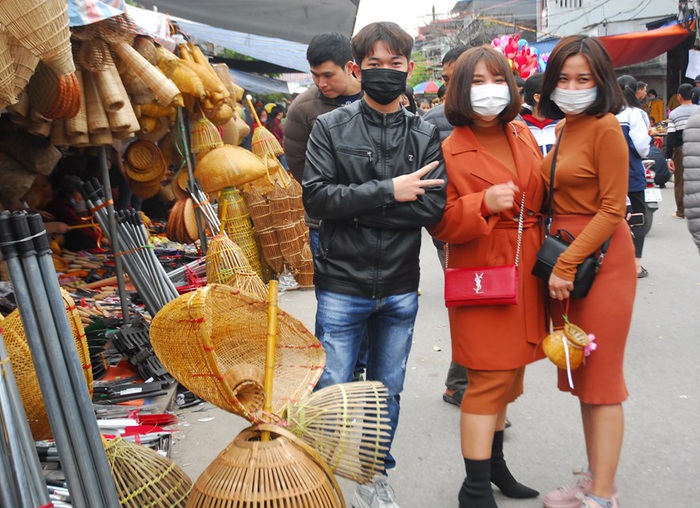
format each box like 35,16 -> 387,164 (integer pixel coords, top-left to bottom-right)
0,25 -> 15,105
195,145 -> 268,193
6,32 -> 38,99
150,285 -> 325,421
0,0 -> 75,76
191,117 -> 223,160
205,234 -> 267,299
219,187 -> 264,279
186,425 -> 344,508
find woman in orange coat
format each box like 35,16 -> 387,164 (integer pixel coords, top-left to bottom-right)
430,46 -> 546,508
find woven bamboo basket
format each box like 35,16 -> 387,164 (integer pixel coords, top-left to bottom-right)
25,61 -> 77,119
206,102 -> 234,127
287,177 -> 305,213
205,234 -> 267,299
278,220 -> 306,268
83,71 -> 110,133
166,198 -> 189,244
187,425 -> 344,508
0,289 -> 93,440
97,15 -> 136,45
104,437 -> 192,507
49,117 -> 69,146
65,69 -> 88,136
27,108 -> 52,137
116,55 -> 155,105
125,139 -> 166,181
246,95 -> 284,158
542,323 -> 590,370
133,35 -> 157,65
268,182 -> 292,224
0,0 -> 75,76
77,37 -> 112,73
219,187 -> 264,279
244,185 -> 275,231
295,258 -> 315,287
112,41 -> 182,107
257,226 -> 285,274
150,284 -> 325,421
195,145 -> 268,193
191,117 -> 223,160
0,26 -> 15,105
286,381 -> 391,483
183,197 -> 207,242
93,60 -> 126,112
6,32 -> 38,99
89,128 -> 113,146
128,176 -> 161,199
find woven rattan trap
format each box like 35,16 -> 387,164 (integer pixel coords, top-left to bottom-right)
150,284 -> 325,421
186,424 -> 344,508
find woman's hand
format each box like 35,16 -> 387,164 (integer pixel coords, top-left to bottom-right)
483,181 -> 519,214
549,272 -> 574,300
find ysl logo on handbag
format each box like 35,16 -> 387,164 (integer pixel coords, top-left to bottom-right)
474,272 -> 484,294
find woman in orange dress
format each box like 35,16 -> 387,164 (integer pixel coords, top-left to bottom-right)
538,35 -> 636,508
430,46 -> 546,508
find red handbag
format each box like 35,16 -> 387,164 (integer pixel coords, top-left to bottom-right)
444,193 -> 524,307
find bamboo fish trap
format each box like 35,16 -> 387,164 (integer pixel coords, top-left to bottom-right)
186,425 -> 344,508
0,0 -> 75,76
205,234 -> 267,300
218,187 -> 264,279
104,437 -> 193,507
0,289 -> 93,440
286,381 -> 391,483
149,284 -> 325,421
246,94 -> 284,158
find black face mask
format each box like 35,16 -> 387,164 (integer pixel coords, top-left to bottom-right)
361,68 -> 408,106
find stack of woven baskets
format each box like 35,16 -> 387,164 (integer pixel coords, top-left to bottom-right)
0,0 -> 79,121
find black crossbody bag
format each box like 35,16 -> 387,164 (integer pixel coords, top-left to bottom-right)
531,127 -> 610,298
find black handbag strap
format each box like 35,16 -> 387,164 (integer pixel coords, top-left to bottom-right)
545,125 -> 611,263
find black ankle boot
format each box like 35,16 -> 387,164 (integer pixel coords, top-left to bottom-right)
458,458 -> 498,508
489,430 -> 539,499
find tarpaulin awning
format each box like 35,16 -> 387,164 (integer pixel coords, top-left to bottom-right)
600,23 -> 692,68
229,69 -> 290,95
136,0 -> 360,45
175,19 -> 310,73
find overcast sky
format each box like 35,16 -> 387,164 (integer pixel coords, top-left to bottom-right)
354,0 -> 458,36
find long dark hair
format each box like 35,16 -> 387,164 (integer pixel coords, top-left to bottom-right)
617,75 -> 644,109
539,35 -> 624,120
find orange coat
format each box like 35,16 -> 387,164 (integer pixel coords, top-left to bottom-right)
430,122 -> 547,370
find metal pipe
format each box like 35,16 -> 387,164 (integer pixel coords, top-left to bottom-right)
0,212 -> 88,508
27,215 -> 120,507
98,146 -> 131,324
0,333 -> 49,506
179,108 -> 208,254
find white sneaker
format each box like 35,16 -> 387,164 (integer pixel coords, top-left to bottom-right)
352,477 -> 401,508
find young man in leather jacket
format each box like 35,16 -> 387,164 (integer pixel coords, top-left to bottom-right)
302,21 -> 447,508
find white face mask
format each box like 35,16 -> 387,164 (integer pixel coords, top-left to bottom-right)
551,87 -> 597,115
470,84 -> 511,118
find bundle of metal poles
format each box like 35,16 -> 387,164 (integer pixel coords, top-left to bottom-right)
80,180 -> 179,316
0,211 -> 120,508
0,330 -> 52,508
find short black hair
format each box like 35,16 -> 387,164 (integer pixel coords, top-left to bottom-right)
648,88 -> 657,97
307,32 -> 353,68
523,73 -> 544,107
442,45 -> 468,65
437,84 -> 446,99
515,76 -> 525,89
351,22 -> 413,64
678,83 -> 694,100
636,81 -> 647,92
539,35 -> 624,120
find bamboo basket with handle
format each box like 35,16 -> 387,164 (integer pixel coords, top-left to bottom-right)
0,0 -> 75,76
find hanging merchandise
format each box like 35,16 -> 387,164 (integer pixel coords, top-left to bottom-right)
218,187 -> 264,279
205,233 -> 267,299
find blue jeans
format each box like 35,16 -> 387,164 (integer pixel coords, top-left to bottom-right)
309,228 -> 319,258
314,289 -> 418,470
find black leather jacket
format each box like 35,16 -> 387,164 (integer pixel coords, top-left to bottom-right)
302,100 -> 447,298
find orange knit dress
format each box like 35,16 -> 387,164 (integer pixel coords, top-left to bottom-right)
542,112 -> 636,404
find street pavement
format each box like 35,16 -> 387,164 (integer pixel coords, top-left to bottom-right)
171,183 -> 699,507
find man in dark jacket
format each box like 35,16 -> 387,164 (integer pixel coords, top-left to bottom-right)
302,22 -> 446,508
284,32 -> 362,255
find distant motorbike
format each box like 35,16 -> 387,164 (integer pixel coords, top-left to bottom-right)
642,159 -> 661,212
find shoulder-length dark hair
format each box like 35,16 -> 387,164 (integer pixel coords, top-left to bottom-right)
444,46 -> 521,127
539,35 -> 624,120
